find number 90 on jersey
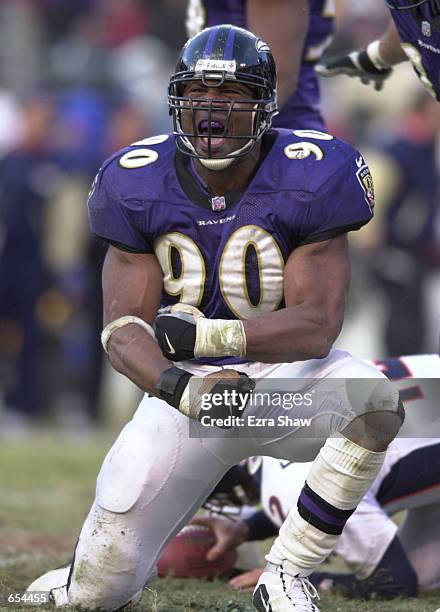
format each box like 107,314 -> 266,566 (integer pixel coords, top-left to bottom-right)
154,225 -> 285,319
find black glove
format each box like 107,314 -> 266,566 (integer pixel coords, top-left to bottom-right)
156,366 -> 255,428
315,49 -> 393,91
155,307 -> 197,361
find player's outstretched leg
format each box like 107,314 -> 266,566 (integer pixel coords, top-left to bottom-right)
26,395 -> 248,610
253,356 -> 404,612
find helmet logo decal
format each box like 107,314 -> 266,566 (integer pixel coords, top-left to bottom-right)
256,39 -> 270,52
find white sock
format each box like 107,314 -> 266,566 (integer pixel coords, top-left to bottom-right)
267,436 -> 386,576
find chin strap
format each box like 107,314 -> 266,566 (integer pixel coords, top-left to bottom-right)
181,134 -> 255,171
199,157 -> 235,170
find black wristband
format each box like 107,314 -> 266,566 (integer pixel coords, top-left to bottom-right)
357,50 -> 390,75
156,366 -> 192,409
154,313 -> 197,361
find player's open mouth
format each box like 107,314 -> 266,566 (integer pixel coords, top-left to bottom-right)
198,119 -> 226,151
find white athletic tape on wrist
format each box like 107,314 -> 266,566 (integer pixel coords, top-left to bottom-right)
194,318 -> 246,358
366,40 -> 391,71
169,303 -> 205,320
101,316 -> 156,353
178,376 -> 202,420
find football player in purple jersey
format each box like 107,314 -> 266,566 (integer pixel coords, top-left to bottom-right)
186,0 -> 335,130
316,0 -> 440,101
26,26 -> 403,612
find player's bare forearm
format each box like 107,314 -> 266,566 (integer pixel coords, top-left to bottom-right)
243,303 -> 340,362
104,247 -> 255,422
243,236 -> 350,362
247,0 -> 308,108
103,246 -> 170,393
379,20 -> 407,65
107,326 -> 171,394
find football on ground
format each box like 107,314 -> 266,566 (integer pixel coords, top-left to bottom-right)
157,524 -> 237,579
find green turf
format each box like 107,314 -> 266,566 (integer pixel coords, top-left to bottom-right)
1,433 -> 439,612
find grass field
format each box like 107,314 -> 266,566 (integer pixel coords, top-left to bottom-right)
1,433 -> 440,612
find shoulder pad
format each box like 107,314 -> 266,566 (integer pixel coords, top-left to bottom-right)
266,128 -> 360,194
93,134 -> 175,200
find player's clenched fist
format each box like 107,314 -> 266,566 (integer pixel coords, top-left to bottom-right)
155,366 -> 255,426
154,303 -> 246,361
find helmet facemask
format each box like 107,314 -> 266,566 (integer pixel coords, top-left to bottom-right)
202,463 -> 260,516
169,65 -> 277,167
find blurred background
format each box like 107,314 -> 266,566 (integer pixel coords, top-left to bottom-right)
0,0 -> 438,435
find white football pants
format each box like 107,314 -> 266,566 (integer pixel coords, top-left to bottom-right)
64,349 -> 398,610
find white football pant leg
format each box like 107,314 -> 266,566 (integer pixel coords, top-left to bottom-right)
251,350 -> 399,576
243,349 -> 400,461
67,395 -> 253,611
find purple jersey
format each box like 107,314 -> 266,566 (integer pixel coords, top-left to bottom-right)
88,129 -> 374,366
185,0 -> 335,129
388,5 -> 440,100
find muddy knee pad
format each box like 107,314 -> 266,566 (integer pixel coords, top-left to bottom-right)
68,504 -> 150,611
344,377 -> 403,444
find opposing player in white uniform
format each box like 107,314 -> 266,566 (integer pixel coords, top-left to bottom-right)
197,354 -> 440,598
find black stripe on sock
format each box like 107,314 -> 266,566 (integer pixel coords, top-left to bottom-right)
303,483 -> 355,520
297,498 -> 342,535
297,483 -> 355,536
